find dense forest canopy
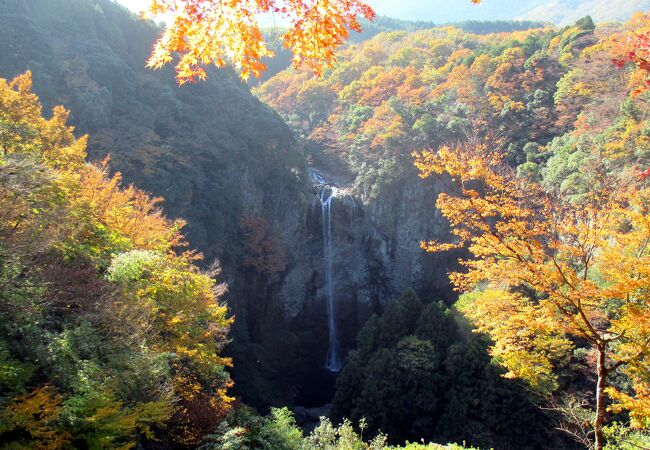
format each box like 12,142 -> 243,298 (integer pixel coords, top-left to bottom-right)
0,71 -> 232,447
254,10 -> 650,450
255,14 -> 650,200
2,0 -> 650,449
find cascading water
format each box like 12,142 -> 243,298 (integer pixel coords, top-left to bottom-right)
310,169 -> 343,372
321,186 -> 342,372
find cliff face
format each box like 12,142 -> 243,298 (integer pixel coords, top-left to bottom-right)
0,0 -> 457,407
231,167 -> 460,406
281,170 -> 455,323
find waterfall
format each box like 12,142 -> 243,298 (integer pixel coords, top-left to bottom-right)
310,169 -> 343,372
321,186 -> 342,372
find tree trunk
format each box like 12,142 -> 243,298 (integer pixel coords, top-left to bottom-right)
594,344 -> 608,450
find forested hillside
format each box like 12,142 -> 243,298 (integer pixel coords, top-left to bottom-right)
0,71 -> 233,447
250,18 -> 549,87
0,0 -> 321,412
255,15 -> 647,202
2,0 -> 650,448
0,0 -> 307,268
0,70 -> 481,449
255,12 -> 650,449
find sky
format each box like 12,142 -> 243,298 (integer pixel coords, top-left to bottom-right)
114,0 -> 535,24
116,0 -> 148,14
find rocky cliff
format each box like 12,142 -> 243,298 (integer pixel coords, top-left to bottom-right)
230,163 -> 462,406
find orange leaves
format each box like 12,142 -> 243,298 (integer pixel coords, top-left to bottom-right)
1,72 -> 193,259
146,0 -> 274,83
0,71 -> 86,172
356,66 -> 423,107
597,13 -> 650,95
77,161 -> 185,254
416,143 -> 650,425
283,0 -> 374,76
144,0 -> 375,83
415,145 -> 571,316
361,102 -> 407,149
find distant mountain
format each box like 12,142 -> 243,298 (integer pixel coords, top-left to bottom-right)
356,16 -> 548,40
345,0 -> 648,25
518,0 -> 650,25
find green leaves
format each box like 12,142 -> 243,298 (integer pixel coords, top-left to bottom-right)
0,72 -> 232,446
106,250 -> 162,284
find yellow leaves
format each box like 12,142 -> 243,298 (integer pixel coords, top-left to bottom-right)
169,313 -> 184,325
77,162 -> 183,254
114,252 -> 232,378
419,240 -> 461,253
1,72 -> 234,444
597,187 -> 650,304
487,93 -> 510,111
415,145 -> 505,181
0,72 -> 86,172
415,143 -> 650,415
457,289 -> 572,395
0,386 -> 71,449
0,386 -> 172,449
608,385 -> 650,429
602,117 -> 647,161
145,0 -> 375,83
145,0 -> 274,83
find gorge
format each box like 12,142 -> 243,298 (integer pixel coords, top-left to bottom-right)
0,0 -> 459,410
3,0 -> 650,448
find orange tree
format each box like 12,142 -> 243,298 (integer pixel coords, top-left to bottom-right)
413,145 -> 650,450
144,0 -> 375,83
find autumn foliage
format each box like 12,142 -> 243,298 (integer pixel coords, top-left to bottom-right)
414,145 -> 650,449
144,0 -> 375,83
0,72 -> 232,447
609,14 -> 650,95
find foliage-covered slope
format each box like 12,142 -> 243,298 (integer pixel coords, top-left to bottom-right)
256,15 -> 649,199
0,0 -> 307,269
256,11 -> 650,449
0,69 -> 485,450
0,0 -> 319,417
249,18 -> 549,88
0,72 -> 232,448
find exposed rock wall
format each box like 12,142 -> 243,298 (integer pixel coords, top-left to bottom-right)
229,167 -> 462,406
